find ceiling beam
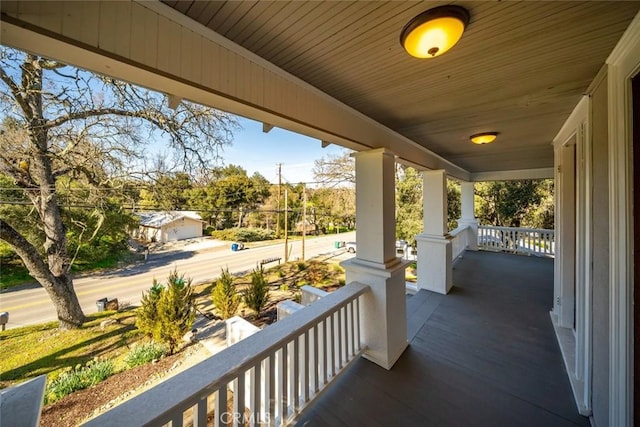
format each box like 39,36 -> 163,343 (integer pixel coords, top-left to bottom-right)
471,168 -> 554,182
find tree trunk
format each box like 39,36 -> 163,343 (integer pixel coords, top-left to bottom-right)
0,219 -> 85,329
0,56 -> 86,329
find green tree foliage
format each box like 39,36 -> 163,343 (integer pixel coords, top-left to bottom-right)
474,180 -> 553,228
396,166 -> 423,245
212,268 -> 240,319
139,173 -> 193,211
447,180 -> 461,229
395,166 -> 462,244
308,187 -> 356,233
242,266 -> 270,317
523,179 -> 554,229
186,165 -> 271,228
136,271 -> 195,353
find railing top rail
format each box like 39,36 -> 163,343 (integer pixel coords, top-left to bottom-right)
449,224 -> 471,237
478,225 -> 555,234
84,282 -> 369,427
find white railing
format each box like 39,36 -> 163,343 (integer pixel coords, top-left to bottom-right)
449,224 -> 471,262
84,282 -> 369,427
478,225 -> 555,257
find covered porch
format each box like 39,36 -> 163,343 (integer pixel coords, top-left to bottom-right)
297,251 -> 586,427
2,1 -> 640,425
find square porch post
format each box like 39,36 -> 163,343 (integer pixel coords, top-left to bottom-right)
341,148 -> 410,370
458,181 -> 478,251
415,170 -> 453,294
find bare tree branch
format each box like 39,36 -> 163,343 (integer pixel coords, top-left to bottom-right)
312,152 -> 355,187
0,62 -> 30,118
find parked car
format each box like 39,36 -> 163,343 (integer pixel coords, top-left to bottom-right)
346,242 -> 357,253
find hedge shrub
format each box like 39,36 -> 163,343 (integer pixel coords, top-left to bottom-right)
210,227 -> 274,242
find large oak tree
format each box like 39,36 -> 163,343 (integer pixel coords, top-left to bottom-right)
0,47 -> 237,329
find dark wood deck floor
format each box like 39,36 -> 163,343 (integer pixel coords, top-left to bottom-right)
296,251 -> 589,427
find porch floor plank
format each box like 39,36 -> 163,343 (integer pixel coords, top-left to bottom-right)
295,251 -> 589,427
406,287 -> 445,340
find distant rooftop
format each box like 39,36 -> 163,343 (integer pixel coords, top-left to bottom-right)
135,211 -> 203,228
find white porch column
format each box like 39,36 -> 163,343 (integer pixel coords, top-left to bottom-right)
341,148 -> 409,370
415,170 -> 452,294
458,181 -> 478,251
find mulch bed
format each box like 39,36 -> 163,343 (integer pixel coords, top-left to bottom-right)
40,351 -> 184,427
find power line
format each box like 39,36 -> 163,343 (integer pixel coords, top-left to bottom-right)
0,199 -> 353,218
0,180 -> 350,193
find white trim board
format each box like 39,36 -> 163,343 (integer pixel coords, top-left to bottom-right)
605,10 -> 640,427
554,96 -> 590,148
551,313 -> 590,416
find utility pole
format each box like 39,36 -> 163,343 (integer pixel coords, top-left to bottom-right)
302,185 -> 307,261
284,188 -> 289,262
276,163 -> 282,238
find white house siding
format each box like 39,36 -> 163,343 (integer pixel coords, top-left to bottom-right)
162,218 -> 203,242
136,212 -> 204,243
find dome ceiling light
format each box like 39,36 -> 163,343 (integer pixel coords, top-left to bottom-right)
400,5 -> 470,59
470,132 -> 499,145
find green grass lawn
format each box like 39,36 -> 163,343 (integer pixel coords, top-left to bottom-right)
0,264 -> 34,289
0,309 -> 142,389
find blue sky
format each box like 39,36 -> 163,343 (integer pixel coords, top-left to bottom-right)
221,116 -> 349,185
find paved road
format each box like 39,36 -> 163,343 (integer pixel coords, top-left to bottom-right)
0,232 -> 355,329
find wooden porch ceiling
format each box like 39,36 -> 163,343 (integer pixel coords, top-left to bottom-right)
163,1 -> 638,173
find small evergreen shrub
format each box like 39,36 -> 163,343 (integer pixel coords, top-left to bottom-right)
135,279 -> 164,339
296,262 -> 307,271
242,266 -> 270,317
124,342 -> 168,368
211,268 -> 240,319
136,270 -> 196,354
45,358 -> 115,404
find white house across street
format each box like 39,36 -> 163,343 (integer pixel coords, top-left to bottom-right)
135,211 -> 205,243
